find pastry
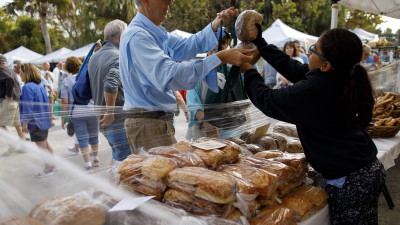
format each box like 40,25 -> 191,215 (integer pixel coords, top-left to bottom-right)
235,10 -> 263,41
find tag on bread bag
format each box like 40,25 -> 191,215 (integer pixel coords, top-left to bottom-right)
191,140 -> 227,150
248,124 -> 270,143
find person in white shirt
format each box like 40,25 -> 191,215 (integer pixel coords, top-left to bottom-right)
40,62 -> 57,122
52,62 -> 63,93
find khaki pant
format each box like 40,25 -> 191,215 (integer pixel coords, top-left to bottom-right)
125,118 -> 176,154
0,100 -> 21,126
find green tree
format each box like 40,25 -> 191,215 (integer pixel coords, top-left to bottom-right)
6,0 -> 71,54
345,9 -> 383,31
0,8 -> 14,53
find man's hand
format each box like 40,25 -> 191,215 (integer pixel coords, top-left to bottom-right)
94,40 -> 102,52
216,48 -> 256,66
202,121 -> 220,138
211,7 -> 239,32
100,112 -> 115,128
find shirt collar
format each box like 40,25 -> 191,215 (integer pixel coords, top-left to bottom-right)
104,40 -> 120,50
135,11 -> 168,42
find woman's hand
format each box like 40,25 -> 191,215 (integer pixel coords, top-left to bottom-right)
23,122 -> 28,133
240,62 -> 254,73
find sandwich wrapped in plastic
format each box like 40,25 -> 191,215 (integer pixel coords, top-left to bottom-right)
282,185 -> 329,222
148,146 -> 206,168
192,137 -> 242,170
117,154 -> 178,200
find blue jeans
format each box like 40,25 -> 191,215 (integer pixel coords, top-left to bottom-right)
73,116 -> 99,148
102,121 -> 131,161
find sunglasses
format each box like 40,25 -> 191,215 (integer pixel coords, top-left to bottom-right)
309,44 -> 328,61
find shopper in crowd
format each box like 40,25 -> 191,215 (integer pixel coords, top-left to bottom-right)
120,0 -> 255,153
12,60 -> 24,89
40,62 -> 56,125
236,25 -> 385,225
260,59 -> 277,88
19,63 -> 54,177
276,41 -> 304,87
0,54 -> 25,155
293,40 -> 309,64
62,56 -> 99,172
88,19 -> 131,162
53,62 -> 63,92
361,44 -> 377,71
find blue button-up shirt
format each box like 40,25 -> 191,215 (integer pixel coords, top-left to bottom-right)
120,12 -> 220,113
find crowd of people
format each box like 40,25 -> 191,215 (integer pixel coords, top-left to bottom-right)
1,0 -> 399,223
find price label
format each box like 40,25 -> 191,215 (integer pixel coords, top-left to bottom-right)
191,140 -> 227,150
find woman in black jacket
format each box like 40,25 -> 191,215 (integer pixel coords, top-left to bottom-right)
240,27 -> 385,225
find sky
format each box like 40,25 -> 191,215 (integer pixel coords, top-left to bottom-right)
1,0 -> 400,32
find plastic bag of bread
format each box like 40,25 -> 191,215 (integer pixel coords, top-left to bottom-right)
192,138 -> 241,170
286,138 -> 303,153
237,157 -> 298,197
235,10 -> 263,41
0,216 -> 44,225
148,146 -> 206,168
118,154 -> 177,200
270,153 -> 308,177
239,130 -> 254,143
29,196 -> 106,225
266,132 -> 288,151
227,137 -> 246,145
250,205 -> 297,225
253,150 -> 284,159
164,189 -> 232,216
173,141 -> 195,153
167,167 -> 237,204
218,164 -> 279,201
250,136 -> 278,150
273,122 -> 299,138
290,185 -> 328,211
240,143 -> 263,154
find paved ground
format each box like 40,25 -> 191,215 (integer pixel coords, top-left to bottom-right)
1,111 -> 400,224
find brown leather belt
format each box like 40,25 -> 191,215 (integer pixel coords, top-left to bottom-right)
125,108 -> 174,122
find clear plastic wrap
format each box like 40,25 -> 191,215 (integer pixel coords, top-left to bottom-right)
148,146 -> 206,168
249,205 -> 297,225
272,122 -> 299,138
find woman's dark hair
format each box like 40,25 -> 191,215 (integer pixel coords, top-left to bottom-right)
65,56 -> 82,74
320,28 -> 374,128
283,41 -> 299,57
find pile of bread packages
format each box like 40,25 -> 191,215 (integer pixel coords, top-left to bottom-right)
117,122 -> 329,225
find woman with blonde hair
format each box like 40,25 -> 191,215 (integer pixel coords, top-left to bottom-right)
19,63 -> 54,177
276,41 -> 304,87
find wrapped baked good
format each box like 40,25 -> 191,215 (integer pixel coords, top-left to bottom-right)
0,216 -> 43,225
237,157 -> 298,197
219,164 -> 279,200
250,205 -> 297,225
167,167 -> 237,204
227,137 -> 246,145
118,155 -> 177,200
273,122 -> 299,138
250,136 -> 278,150
173,141 -> 194,153
240,130 -> 254,143
282,195 -> 314,221
235,10 -> 263,41
164,189 -> 231,216
253,150 -> 284,159
192,138 -> 241,169
266,132 -> 288,151
30,196 -> 106,225
270,153 -> 308,176
290,185 -> 328,210
240,144 -> 262,154
286,138 -> 303,153
148,146 -> 206,168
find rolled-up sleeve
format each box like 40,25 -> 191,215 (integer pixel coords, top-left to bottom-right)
104,57 -> 121,93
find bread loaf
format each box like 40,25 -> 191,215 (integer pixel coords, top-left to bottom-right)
235,10 -> 263,41
250,205 -> 297,225
0,216 -> 43,225
30,196 -> 105,225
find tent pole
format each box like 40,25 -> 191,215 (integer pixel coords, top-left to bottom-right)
331,0 -> 339,29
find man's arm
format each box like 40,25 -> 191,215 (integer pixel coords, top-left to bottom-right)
100,59 -> 120,128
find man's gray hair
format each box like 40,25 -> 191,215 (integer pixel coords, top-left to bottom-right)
134,0 -> 141,7
104,19 -> 128,42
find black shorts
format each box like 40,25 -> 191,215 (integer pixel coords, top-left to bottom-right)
29,127 -> 49,142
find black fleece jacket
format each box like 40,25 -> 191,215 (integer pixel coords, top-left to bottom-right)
244,43 -> 377,179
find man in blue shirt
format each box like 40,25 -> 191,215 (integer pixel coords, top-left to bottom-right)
120,0 -> 255,153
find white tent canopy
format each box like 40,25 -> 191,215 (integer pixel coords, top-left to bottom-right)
28,47 -> 72,65
349,28 -> 379,43
3,46 -> 43,66
339,0 -> 400,19
53,43 -> 94,62
261,19 -> 318,49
